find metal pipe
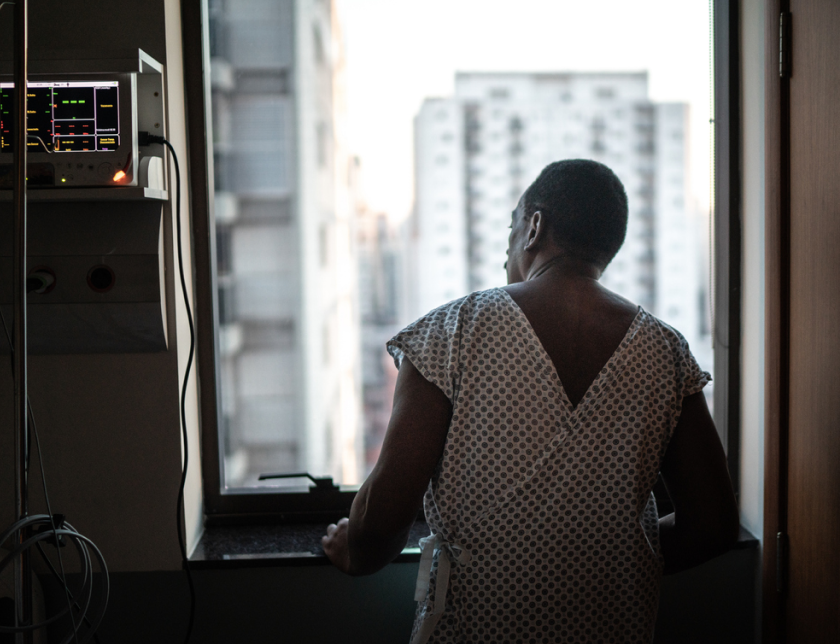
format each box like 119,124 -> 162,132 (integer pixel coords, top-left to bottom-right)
12,0 -> 33,642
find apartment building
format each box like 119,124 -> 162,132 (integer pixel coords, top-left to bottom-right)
209,0 -> 362,487
410,72 -> 708,359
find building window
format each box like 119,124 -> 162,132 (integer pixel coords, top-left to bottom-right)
319,223 -> 329,267
323,322 -> 331,365
313,23 -> 325,64
317,122 -> 328,168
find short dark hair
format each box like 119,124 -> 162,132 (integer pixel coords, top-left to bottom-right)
522,159 -> 628,269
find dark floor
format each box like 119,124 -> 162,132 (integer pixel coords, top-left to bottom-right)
38,531 -> 758,644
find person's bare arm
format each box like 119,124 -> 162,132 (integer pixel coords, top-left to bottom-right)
658,391 -> 740,575
322,357 -> 452,575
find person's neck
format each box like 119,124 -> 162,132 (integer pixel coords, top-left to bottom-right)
526,252 -> 601,282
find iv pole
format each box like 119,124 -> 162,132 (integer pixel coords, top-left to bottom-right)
11,0 -> 33,641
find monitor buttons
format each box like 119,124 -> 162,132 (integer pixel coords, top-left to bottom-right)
97,162 -> 112,178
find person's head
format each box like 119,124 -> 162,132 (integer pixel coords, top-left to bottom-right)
506,159 -> 628,283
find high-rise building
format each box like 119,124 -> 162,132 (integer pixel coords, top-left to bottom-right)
356,200 -> 404,474
410,72 -> 708,357
209,0 -> 362,488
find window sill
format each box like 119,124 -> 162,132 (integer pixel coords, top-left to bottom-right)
733,525 -> 759,549
189,520 -> 431,570
190,522 -> 758,571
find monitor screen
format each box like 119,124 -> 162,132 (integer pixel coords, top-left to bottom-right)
0,80 -> 120,153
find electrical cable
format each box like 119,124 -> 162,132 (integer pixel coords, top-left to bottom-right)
0,516 -> 108,642
0,309 -> 104,643
0,137 -> 194,643
140,133 -> 197,644
0,52 -> 191,643
28,399 -> 87,644
27,134 -> 54,153
1,4 -> 104,641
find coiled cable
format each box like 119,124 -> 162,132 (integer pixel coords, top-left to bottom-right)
0,515 -> 108,643
140,132 -> 197,644
1,282 -> 108,643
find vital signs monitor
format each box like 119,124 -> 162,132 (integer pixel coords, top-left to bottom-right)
0,73 -> 139,187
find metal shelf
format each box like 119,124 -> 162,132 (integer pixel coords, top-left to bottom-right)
0,187 -> 168,202
0,48 -> 162,76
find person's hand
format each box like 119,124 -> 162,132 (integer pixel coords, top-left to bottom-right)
322,517 -> 353,574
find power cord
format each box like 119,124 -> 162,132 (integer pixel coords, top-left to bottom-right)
1,4 -> 105,641
0,130 -> 196,641
0,308 -> 107,644
0,515 -> 108,643
140,132 -> 197,644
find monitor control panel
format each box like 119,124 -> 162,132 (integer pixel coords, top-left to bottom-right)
0,73 -> 138,188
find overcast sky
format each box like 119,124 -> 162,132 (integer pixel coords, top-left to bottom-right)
336,0 -> 712,221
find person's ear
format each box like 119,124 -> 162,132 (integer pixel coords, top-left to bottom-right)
524,210 -> 544,251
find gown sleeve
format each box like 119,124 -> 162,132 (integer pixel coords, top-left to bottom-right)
386,298 -> 465,403
679,338 -> 712,399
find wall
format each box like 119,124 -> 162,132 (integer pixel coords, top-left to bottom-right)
0,0 -> 198,573
163,0 -> 205,561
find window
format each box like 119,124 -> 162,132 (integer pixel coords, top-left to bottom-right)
323,322 -> 331,365
319,223 -> 329,267
313,23 -> 325,64
185,0 -> 738,521
316,122 -> 328,168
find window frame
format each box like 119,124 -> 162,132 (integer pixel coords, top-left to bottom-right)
182,0 -> 355,524
182,0 -> 742,524
712,0 -> 742,496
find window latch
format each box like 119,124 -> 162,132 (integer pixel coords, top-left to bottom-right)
257,471 -> 340,493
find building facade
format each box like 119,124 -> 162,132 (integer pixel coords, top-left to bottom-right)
410,72 -> 709,360
209,0 -> 362,488
356,200 -> 403,475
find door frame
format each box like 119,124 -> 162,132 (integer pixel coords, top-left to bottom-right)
763,0 -> 790,641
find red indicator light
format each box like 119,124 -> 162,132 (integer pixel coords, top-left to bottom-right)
113,170 -> 126,182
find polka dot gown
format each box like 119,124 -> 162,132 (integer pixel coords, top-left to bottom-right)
387,288 -> 711,644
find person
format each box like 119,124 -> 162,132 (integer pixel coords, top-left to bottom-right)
322,159 -> 739,643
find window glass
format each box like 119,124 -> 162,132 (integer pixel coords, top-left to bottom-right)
208,0 -> 713,490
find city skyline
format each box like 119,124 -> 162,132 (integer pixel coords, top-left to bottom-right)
337,0 -> 712,222
408,71 -> 711,370
210,0 -> 364,488
206,0 -> 714,488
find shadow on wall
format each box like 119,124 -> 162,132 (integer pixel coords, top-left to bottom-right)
40,542 -> 758,644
